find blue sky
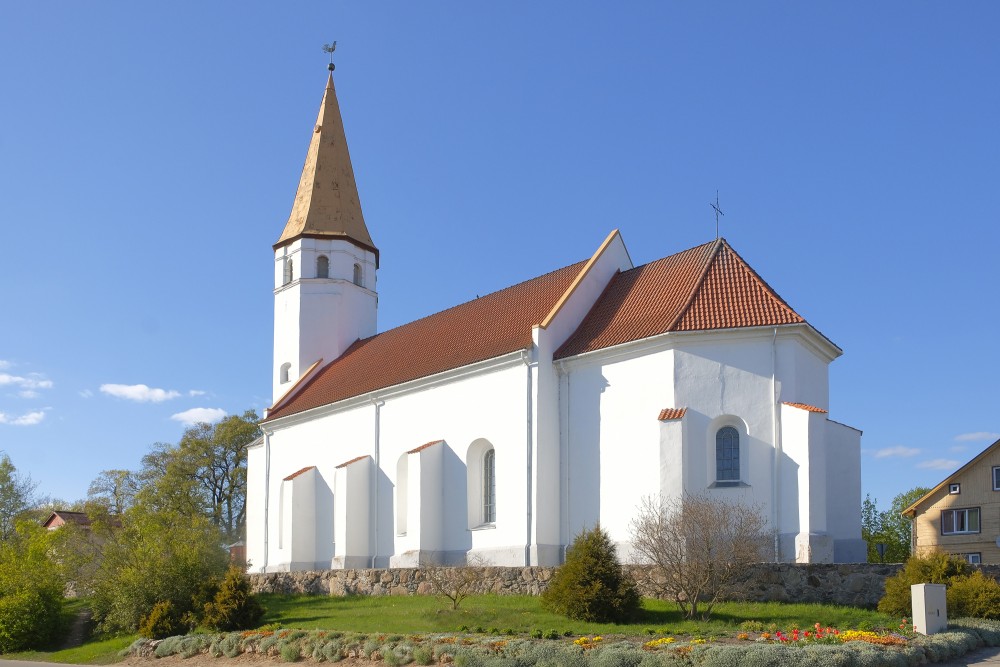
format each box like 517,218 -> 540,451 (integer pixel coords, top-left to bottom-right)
1,2 -> 998,513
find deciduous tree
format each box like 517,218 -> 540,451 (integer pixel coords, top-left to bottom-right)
0,454 -> 36,541
862,486 -> 929,563
630,493 -> 768,620
137,410 -> 260,541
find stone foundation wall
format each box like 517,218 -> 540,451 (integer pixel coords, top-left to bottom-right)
249,562 -> 970,608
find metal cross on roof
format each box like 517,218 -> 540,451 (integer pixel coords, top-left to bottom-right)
711,190 -> 725,239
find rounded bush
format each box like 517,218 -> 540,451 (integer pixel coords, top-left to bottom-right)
541,524 -> 640,623
878,553 -> 969,616
139,600 -> 186,639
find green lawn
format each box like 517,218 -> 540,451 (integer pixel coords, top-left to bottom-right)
258,593 -> 898,638
2,594 -> 898,664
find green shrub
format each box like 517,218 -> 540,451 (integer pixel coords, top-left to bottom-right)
0,523 -> 65,652
948,570 -> 1000,619
541,524 -> 640,623
202,565 -> 266,630
138,600 -> 186,639
878,552 -> 970,616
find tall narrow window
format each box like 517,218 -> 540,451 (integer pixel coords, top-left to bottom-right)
483,449 -> 496,524
317,255 -> 329,279
353,263 -> 363,287
283,258 -> 294,285
716,426 -> 740,484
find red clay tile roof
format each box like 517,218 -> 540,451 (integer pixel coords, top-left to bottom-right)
783,402 -> 828,413
283,466 -> 316,481
408,440 -> 444,454
265,261 -> 587,421
555,239 -> 805,358
657,408 -> 687,421
335,455 -> 370,469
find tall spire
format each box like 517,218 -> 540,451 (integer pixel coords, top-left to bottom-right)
275,70 -> 378,264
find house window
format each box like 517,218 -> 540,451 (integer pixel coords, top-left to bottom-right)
279,362 -> 291,384
963,553 -> 982,565
353,263 -> 363,287
949,483 -> 961,495
941,508 -> 980,535
283,258 -> 294,285
317,255 -> 330,279
715,426 -> 740,485
993,466 -> 1000,491
483,449 -> 496,524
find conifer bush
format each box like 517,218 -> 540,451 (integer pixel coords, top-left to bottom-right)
201,564 -> 265,630
139,600 -> 186,639
541,524 -> 640,623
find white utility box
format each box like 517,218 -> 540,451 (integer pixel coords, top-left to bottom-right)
911,583 -> 947,635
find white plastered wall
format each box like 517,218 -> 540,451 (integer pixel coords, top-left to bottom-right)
253,360 -> 531,571
825,420 -> 866,562
272,238 -> 377,402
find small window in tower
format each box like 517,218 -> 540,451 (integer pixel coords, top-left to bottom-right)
353,263 -> 363,287
279,363 -> 291,384
317,255 -> 329,279
283,259 -> 294,285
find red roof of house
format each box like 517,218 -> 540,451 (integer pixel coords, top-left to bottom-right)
265,261 -> 587,421
657,408 -> 687,421
556,238 -> 805,358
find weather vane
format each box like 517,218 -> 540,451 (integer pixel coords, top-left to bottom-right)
711,190 -> 725,239
323,41 -> 337,71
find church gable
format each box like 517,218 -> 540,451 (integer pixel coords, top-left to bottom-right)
265,260 -> 587,421
555,238 -> 806,359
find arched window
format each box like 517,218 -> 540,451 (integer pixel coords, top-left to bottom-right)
283,258 -> 294,285
353,263 -> 363,287
482,449 -> 496,524
715,426 -> 740,484
467,439 -> 497,528
317,255 -> 329,279
279,362 -> 291,384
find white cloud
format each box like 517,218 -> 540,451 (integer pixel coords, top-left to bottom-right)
170,407 -> 226,426
18,390 -> 39,399
954,432 -> 1000,443
0,360 -> 9,369
917,459 -> 961,471
0,410 -> 46,426
0,372 -> 53,391
100,383 -> 180,403
949,445 -> 969,453
188,390 -> 207,397
79,389 -> 94,398
873,446 -> 920,459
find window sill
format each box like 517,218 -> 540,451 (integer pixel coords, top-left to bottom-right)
470,523 -> 496,532
709,481 -> 750,489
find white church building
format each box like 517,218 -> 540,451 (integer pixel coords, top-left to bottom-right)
246,69 -> 865,572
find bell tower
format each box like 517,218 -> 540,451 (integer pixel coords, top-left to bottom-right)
272,64 -> 379,403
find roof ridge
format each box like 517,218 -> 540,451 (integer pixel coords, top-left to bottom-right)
716,238 -> 802,317
664,238 -> 724,332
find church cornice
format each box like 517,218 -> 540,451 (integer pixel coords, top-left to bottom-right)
262,349 -> 528,431
554,322 -> 841,372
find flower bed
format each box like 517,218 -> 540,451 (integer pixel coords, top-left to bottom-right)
125,617 -> 1000,666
